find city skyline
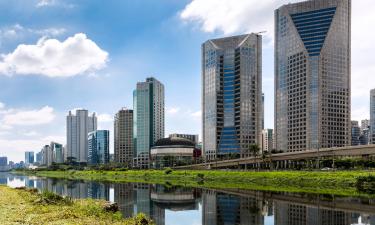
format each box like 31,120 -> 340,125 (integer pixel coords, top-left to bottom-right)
0,0 -> 374,162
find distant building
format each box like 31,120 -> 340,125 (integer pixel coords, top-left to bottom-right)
88,130 -> 110,165
150,137 -> 199,169
275,0 -> 351,152
67,109 -> 97,163
0,157 -> 7,166
361,119 -> 370,131
202,34 -> 263,161
133,77 -> 165,168
35,151 -> 43,164
371,89 -> 375,144
25,151 -> 34,164
360,129 -> 370,146
261,129 -> 274,152
114,108 -> 134,167
41,145 -> 52,166
51,142 -> 64,164
169,134 -> 199,145
351,121 -> 361,146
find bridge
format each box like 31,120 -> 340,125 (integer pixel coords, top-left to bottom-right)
176,144 -> 375,170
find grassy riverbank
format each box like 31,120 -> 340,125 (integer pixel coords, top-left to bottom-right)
0,185 -> 153,225
20,170 -> 375,197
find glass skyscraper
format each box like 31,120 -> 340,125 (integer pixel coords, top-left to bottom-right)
275,0 -> 351,152
370,89 -> 375,144
67,109 -> 97,163
88,130 -> 110,165
202,34 -> 263,161
25,151 -> 34,164
133,77 -> 165,168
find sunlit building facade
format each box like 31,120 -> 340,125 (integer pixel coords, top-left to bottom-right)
114,108 -> 134,166
275,0 -> 351,152
202,34 -> 263,161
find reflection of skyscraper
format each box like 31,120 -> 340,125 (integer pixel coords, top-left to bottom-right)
114,183 -> 135,218
87,182 -> 110,200
202,190 -> 217,225
274,201 -> 352,225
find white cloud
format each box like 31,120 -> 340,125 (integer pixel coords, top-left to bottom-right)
0,102 -> 4,109
0,24 -> 66,40
36,0 -> 56,7
36,0 -> 74,8
97,113 -> 113,123
166,107 -> 180,115
180,0 -> 300,40
190,110 -> 201,120
2,106 -> 55,126
0,33 -> 108,77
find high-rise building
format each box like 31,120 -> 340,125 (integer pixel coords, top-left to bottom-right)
41,145 -> 52,166
275,0 -> 351,152
0,157 -> 7,166
370,89 -> 375,144
35,151 -> 42,164
88,130 -> 110,165
361,119 -> 370,131
261,129 -> 274,152
202,33 -> 263,161
114,108 -> 133,166
351,121 -> 360,146
133,77 -> 165,168
169,134 -> 199,145
67,109 -> 97,163
51,142 -> 64,164
25,151 -> 34,164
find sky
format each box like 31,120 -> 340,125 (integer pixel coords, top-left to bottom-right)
0,0 -> 374,162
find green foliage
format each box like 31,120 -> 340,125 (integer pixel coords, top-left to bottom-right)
37,190 -> 73,205
164,167 -> 173,175
356,175 -> 375,194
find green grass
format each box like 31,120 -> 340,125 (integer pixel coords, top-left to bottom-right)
0,185 -> 154,225
18,169 -> 375,197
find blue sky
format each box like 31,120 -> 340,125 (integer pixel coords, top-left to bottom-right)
0,0 -> 374,162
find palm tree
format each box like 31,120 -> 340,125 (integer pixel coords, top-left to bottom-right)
248,144 -> 260,169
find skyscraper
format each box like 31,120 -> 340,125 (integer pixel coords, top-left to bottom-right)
261,129 -> 274,152
202,34 -> 263,161
51,142 -> 64,164
351,121 -> 360,146
25,151 -> 34,164
114,108 -> 133,166
88,130 -> 110,165
133,77 -> 165,168
370,89 -> 375,144
67,109 -> 97,163
275,0 -> 351,152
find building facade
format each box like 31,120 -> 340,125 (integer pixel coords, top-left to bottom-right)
0,157 -> 7,166
51,142 -> 64,164
25,151 -> 34,164
67,109 -> 97,163
351,121 -> 360,146
133,77 -> 165,168
114,108 -> 133,167
275,0 -> 351,152
261,129 -> 274,152
202,33 -> 263,161
169,134 -> 199,145
370,89 -> 375,144
88,130 -> 110,165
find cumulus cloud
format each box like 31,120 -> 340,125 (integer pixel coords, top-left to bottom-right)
0,33 -> 108,77
36,0 -> 74,8
166,107 -> 180,115
2,106 -> 55,126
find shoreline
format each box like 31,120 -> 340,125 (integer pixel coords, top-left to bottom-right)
14,169 -> 375,198
0,185 -> 153,225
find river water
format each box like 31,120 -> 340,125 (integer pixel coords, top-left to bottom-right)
1,172 -> 375,225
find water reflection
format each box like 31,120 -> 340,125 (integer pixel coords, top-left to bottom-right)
2,172 -> 375,225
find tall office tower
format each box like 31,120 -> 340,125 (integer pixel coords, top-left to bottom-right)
261,129 -> 274,152
133,77 -> 165,168
51,142 -> 64,164
351,121 -> 360,146
0,157 -> 7,166
35,151 -> 43,164
202,33 -> 263,161
67,109 -> 97,163
370,89 -> 375,144
88,130 -> 110,165
25,151 -> 34,164
275,0 -> 351,152
262,93 -> 265,130
361,119 -> 370,131
114,108 -> 134,166
41,145 -> 52,166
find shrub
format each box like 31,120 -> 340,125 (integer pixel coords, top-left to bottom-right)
164,167 -> 173,175
37,190 -> 73,205
356,175 -> 375,194
197,173 -> 205,180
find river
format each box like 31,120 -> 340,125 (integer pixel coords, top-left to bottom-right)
1,172 -> 375,225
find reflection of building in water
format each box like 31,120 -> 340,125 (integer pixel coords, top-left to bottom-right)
274,201 -> 352,225
202,190 -> 264,225
114,183 -> 135,218
0,177 -> 7,185
87,182 -> 110,200
133,183 -> 165,225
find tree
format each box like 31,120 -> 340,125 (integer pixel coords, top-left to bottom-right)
248,144 -> 260,169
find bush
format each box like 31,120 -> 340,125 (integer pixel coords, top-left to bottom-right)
37,190 -> 73,205
164,168 -> 173,175
356,175 -> 375,194
197,173 -> 205,180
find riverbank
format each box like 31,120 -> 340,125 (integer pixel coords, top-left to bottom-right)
0,185 -> 153,225
18,170 -> 375,197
